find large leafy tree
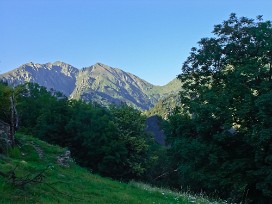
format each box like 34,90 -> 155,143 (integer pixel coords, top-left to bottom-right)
0,81 -> 13,150
15,83 -> 58,134
166,14 -> 272,203
108,104 -> 152,180
0,81 -> 12,124
0,81 -> 19,145
64,100 -> 121,177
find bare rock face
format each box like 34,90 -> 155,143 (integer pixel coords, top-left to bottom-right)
0,61 -> 78,96
0,62 -> 181,110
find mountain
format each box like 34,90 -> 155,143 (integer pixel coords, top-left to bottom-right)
145,93 -> 181,119
0,61 -> 78,96
0,62 -> 181,110
144,93 -> 182,146
145,115 -> 166,145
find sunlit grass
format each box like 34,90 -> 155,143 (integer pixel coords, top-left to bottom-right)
0,133 -> 225,203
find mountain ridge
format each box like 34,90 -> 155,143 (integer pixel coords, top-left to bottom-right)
0,61 -> 181,110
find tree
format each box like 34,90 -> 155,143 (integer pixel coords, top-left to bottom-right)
166,14 -> 272,203
0,81 -> 18,146
64,100 -> 120,175
109,104 -> 153,180
15,83 -> 55,134
0,81 -> 11,124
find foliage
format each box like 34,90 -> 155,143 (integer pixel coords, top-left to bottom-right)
109,104 -> 152,179
166,14 -> 272,203
0,82 -> 9,154
12,83 -> 155,181
0,81 -> 18,148
0,81 -> 12,124
15,83 -> 66,135
64,100 -> 121,178
145,94 -> 181,119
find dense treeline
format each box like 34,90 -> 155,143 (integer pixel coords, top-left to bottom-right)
165,14 -> 272,203
0,82 -> 163,182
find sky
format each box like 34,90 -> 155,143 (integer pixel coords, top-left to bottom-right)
1,0 -> 272,85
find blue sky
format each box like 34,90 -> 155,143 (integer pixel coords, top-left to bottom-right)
1,0 -> 272,85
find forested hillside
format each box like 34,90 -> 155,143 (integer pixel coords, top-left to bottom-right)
145,93 -> 181,119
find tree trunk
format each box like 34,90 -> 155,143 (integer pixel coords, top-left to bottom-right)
9,93 -> 18,146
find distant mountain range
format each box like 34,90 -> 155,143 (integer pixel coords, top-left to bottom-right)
0,61 -> 181,110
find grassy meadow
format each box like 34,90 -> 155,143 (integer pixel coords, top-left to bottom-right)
0,134 -> 225,204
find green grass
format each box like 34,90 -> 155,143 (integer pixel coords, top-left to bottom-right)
0,134 -> 225,204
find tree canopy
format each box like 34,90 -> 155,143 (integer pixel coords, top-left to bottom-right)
6,83 -> 156,181
166,14 -> 272,203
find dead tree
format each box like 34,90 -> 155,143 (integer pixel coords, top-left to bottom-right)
9,92 -> 18,146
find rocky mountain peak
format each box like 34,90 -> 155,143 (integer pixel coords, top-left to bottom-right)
0,62 -> 181,110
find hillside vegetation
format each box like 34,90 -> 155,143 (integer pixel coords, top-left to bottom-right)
145,93 -> 181,119
0,134 -> 219,204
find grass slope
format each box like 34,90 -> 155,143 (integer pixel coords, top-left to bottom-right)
0,134 -> 223,204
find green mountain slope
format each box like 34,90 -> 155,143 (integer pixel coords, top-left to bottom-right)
70,63 -> 157,110
0,134 -> 220,204
145,93 -> 181,119
0,62 -> 182,110
144,94 -> 181,146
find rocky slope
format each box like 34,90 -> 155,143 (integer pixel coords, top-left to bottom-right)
0,62 -> 181,110
0,61 -> 78,96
